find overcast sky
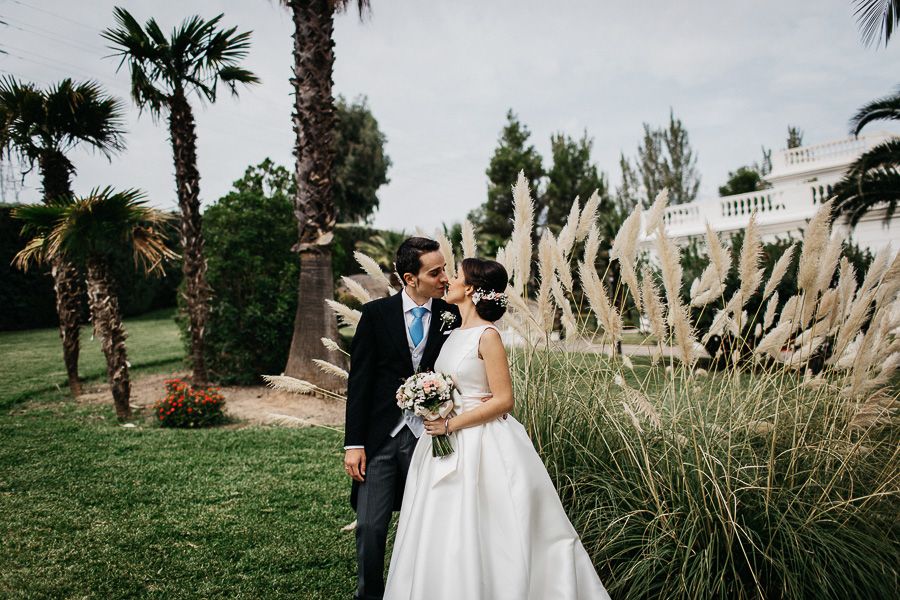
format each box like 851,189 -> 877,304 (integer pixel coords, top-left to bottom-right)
2,0 -> 899,232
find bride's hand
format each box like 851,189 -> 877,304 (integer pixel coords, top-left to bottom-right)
424,417 -> 450,436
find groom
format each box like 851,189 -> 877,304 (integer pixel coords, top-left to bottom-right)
344,236 -> 461,600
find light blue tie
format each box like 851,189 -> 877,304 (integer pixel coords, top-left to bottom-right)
409,306 -> 427,348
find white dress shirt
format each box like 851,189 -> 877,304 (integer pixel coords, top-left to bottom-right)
344,289 -> 431,450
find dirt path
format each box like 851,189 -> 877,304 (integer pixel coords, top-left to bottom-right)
77,372 -> 345,429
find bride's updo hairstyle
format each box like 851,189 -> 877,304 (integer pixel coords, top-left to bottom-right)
461,258 -> 509,322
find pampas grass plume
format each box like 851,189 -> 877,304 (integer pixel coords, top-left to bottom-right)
341,276 -> 372,304
461,220 -> 477,259
354,251 -> 395,295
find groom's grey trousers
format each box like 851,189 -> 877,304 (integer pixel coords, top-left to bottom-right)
354,426 -> 417,600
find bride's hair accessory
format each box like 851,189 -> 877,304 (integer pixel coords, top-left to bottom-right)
471,288 -> 508,307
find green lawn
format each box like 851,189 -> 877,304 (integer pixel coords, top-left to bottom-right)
0,311 -> 358,599
0,309 -> 184,410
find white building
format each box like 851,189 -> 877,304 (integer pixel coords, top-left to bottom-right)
641,132 -> 899,254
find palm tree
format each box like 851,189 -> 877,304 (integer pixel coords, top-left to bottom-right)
277,0 -> 369,389
853,0 -> 900,47
13,188 -> 177,421
102,7 -> 259,386
831,87 -> 900,226
356,229 -> 407,272
0,77 -> 125,396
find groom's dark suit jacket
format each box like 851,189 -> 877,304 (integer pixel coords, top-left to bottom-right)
345,292 -> 460,510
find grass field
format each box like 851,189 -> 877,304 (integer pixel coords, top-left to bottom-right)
0,311 -> 359,599
0,309 -> 184,410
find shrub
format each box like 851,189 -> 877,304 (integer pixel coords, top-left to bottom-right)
195,159 -> 398,384
154,378 -> 225,428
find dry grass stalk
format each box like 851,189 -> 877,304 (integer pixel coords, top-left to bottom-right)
511,171 -> 535,295
795,317 -> 832,348
621,401 -> 644,434
835,258 -> 857,321
325,299 -> 361,328
763,291 -> 779,330
312,358 -> 349,381
611,207 -> 643,312
354,251 -> 395,295
748,420 -> 776,436
494,244 -> 510,273
583,223 -> 601,267
814,236 -> 843,293
557,197 -> 581,258
690,224 -> 731,307
762,243 -> 796,300
857,245 -> 891,298
849,393 -> 897,432
777,294 -> 802,330
536,232 -> 557,333
262,374 -> 316,395
552,233 -> 574,292
782,336 -> 824,369
434,228 -> 457,279
643,189 -> 669,236
669,302 -> 697,366
576,190 -> 601,242
831,288 -> 877,362
874,250 -> 900,308
640,266 -> 667,342
756,321 -> 793,357
551,278 -> 579,341
653,222 -> 683,310
341,276 -> 372,304
737,211 -> 764,302
320,337 -> 344,354
622,386 -> 662,429
461,219 -> 477,259
578,260 -> 622,343
796,199 -> 833,293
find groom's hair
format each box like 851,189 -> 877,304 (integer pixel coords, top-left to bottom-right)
395,237 -> 441,281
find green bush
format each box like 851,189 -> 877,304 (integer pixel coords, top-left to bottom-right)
154,378 -> 225,427
199,183 -> 299,385
196,160 -> 399,384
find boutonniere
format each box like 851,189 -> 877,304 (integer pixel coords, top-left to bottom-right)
439,311 -> 458,333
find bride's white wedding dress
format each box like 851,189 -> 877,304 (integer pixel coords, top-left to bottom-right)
384,324 -> 610,599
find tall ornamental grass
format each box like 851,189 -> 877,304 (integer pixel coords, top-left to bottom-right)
274,172 -> 899,599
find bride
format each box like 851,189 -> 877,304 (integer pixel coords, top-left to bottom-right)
384,258 -> 610,599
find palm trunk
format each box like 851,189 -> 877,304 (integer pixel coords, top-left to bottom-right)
283,0 -> 343,390
168,88 -> 210,386
39,150 -> 84,396
85,258 -> 131,421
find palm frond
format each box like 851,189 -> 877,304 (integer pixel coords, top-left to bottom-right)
103,7 -> 258,109
0,75 -> 125,163
31,187 -> 177,273
831,165 -> 900,226
850,87 -> 900,135
853,0 -> 900,48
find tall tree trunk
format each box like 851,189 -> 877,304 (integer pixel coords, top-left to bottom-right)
39,150 -> 84,396
168,88 -> 210,386
85,258 -> 131,421
283,0 -> 343,390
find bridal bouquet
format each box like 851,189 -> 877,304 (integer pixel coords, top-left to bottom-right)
396,371 -> 456,457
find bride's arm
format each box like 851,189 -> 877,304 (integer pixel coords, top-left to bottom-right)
426,328 -> 513,435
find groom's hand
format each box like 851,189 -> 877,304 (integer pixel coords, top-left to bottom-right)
344,448 -> 366,482
480,395 -> 508,420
